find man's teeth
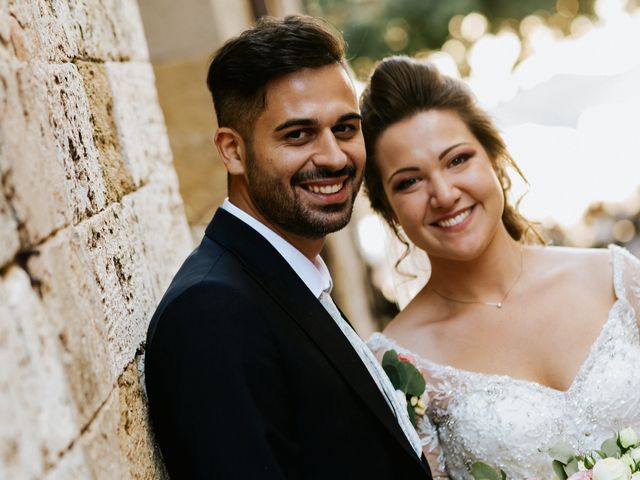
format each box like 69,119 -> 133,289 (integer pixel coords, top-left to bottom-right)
306,182 -> 343,194
437,209 -> 471,228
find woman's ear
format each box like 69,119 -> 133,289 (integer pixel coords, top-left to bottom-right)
493,163 -> 509,191
214,127 -> 248,176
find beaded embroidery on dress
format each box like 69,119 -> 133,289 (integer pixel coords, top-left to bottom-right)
368,246 -> 640,480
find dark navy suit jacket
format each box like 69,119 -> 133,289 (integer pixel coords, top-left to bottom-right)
145,208 -> 432,479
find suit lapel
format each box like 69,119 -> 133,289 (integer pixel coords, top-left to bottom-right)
206,210 -> 423,467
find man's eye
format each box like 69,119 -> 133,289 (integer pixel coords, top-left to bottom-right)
333,124 -> 358,136
286,130 -> 311,142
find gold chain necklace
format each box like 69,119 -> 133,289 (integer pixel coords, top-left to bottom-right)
430,245 -> 524,309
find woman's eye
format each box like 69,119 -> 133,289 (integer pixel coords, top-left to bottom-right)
394,177 -> 419,192
449,153 -> 471,167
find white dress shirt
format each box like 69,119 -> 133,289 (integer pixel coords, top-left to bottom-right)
221,199 -> 331,296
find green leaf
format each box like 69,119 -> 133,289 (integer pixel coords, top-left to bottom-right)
584,454 -> 596,469
552,460 -> 568,480
396,361 -> 426,396
383,363 -> 400,388
382,351 -> 400,385
594,450 -> 606,460
407,403 -> 417,427
601,437 -> 622,458
382,350 -> 400,368
382,349 -> 426,397
548,442 -> 577,465
470,462 -> 502,480
565,458 -> 580,477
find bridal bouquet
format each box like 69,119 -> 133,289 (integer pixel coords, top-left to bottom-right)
548,428 -> 640,480
381,350 -> 427,427
470,428 -> 640,480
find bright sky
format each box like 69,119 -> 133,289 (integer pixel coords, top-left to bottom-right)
467,1 -> 640,228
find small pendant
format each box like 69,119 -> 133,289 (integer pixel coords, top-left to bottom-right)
496,302 -> 503,309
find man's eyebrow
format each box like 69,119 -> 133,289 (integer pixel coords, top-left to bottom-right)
274,118 -> 317,132
274,112 -> 362,132
337,112 -> 362,123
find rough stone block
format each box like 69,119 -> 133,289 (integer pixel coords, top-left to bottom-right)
0,0 -> 10,48
42,447 -> 92,480
26,225 -> 115,428
106,62 -> 175,188
73,0 -> 149,62
0,59 -> 66,245
0,267 -> 79,479
0,191 -> 19,269
45,388 -> 130,479
73,202 -> 158,375
1,61 -> 109,245
43,62 -> 109,220
8,0 -> 81,62
76,61 -> 136,203
117,357 -> 168,479
27,195 -> 173,405
121,182 -> 193,301
82,389 -> 131,479
7,0 -> 148,63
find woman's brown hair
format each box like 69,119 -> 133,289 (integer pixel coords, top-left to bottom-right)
360,56 -> 541,250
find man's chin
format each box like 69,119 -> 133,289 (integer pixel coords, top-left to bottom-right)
317,201 -> 350,214
309,210 -> 353,235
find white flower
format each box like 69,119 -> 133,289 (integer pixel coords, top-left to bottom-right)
620,428 -> 640,449
630,447 -> 640,463
593,458 -> 632,480
621,454 -> 635,470
631,473 -> 640,480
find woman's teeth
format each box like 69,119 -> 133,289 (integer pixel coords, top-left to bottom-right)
306,182 -> 343,194
437,209 -> 471,228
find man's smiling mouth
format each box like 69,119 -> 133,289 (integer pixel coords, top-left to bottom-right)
305,182 -> 344,194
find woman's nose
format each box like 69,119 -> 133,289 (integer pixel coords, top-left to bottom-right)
429,174 -> 460,209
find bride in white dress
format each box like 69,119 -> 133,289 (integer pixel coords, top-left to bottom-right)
359,56 -> 640,479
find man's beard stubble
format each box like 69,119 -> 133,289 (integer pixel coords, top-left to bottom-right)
246,152 -> 362,239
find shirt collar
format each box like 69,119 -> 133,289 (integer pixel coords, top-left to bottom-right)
221,198 -> 332,297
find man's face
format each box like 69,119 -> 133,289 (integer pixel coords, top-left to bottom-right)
241,63 -> 365,244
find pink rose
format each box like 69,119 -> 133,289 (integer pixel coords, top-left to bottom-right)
398,354 -> 415,365
568,470 -> 593,480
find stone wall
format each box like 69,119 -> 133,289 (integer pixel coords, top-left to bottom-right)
0,1 -> 192,478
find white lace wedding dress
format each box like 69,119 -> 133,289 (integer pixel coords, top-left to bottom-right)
368,245 -> 640,479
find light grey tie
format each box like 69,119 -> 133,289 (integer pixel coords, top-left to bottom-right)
318,291 -> 422,457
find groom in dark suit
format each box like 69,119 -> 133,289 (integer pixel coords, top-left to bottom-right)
145,15 -> 432,479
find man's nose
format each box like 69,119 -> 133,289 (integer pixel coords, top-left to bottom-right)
312,130 -> 348,170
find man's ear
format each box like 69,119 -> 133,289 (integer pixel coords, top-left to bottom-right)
214,127 -> 248,175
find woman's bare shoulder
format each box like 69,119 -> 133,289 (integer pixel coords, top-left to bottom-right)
529,245 -> 613,293
381,292 -> 449,352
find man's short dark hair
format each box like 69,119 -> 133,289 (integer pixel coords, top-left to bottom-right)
206,15 -> 346,140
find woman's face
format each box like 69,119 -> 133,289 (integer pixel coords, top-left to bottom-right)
375,109 -> 506,262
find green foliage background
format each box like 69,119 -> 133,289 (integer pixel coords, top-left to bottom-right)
303,0 -> 596,76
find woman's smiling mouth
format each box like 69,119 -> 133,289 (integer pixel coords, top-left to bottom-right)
433,206 -> 474,229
